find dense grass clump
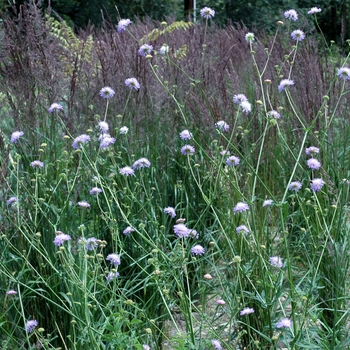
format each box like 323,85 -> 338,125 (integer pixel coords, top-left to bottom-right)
1,2 -> 350,350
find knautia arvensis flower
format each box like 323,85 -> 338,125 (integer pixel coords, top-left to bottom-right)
284,9 -> 298,21
99,86 -> 115,99
200,7 -> 215,19
117,19 -> 132,33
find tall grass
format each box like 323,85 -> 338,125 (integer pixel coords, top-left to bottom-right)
1,2 -> 350,349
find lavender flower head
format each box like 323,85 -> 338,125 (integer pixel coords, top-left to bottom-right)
6,196 -> 18,205
305,146 -> 320,156
6,290 -> 17,295
54,232 -> 71,246
133,158 -> 151,169
180,129 -> 193,140
123,226 -> 135,235
106,253 -> 121,266
138,44 -> 153,56
117,19 -> 132,32
245,32 -> 255,42
98,121 -> 109,133
288,181 -> 302,191
267,110 -> 281,119
291,30 -> 305,41
125,77 -> 140,90
276,317 -> 292,328
119,126 -> 129,134
190,244 -> 205,256
226,156 -> 240,167
307,158 -> 321,170
240,307 -> 255,316
100,86 -> 115,99
100,135 -> 116,149
26,320 -> 38,333
308,7 -> 321,15
310,178 -> 325,192
240,101 -> 252,114
164,206 -> 176,218
200,7 -> 215,19
236,225 -> 250,235
11,131 -> 24,143
284,9 -> 298,21
211,340 -> 222,350
263,199 -> 273,207
106,271 -> 120,281
142,345 -> 150,350
269,256 -> 283,268
90,187 -> 102,195
278,79 -> 295,92
48,103 -> 63,113
215,120 -> 229,132
189,229 -> 199,239
233,94 -> 248,104
85,237 -> 98,250
78,201 -> 90,208
337,67 -> 350,80
72,134 -> 91,149
233,202 -> 249,214
173,223 -> 190,238
30,160 -> 44,168
181,145 -> 195,155
216,299 -> 226,305
119,166 -> 134,176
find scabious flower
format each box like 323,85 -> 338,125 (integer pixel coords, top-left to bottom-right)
159,44 -> 169,56
72,134 -> 91,149
106,271 -> 120,281
245,32 -> 255,42
48,102 -> 63,113
119,126 -> 129,134
53,232 -> 71,246
233,94 -> 248,104
263,199 -> 273,207
337,67 -> 350,80
190,244 -> 205,256
90,187 -> 102,195
291,30 -> 305,41
204,273 -> 213,279
85,237 -> 98,250
78,201 -> 90,208
138,44 -> 153,56
211,339 -> 222,350
308,7 -> 321,15
267,110 -> 281,119
240,101 -> 252,114
6,290 -> 17,295
30,160 -> 44,168
98,121 -> 109,133
269,256 -> 283,268
119,166 -> 135,176
99,86 -> 115,99
236,225 -> 250,235
276,317 -> 292,328
310,178 -> 325,192
181,145 -> 195,155
215,120 -> 229,132
142,345 -> 150,350
220,150 -> 230,156
123,226 -> 135,235
284,9 -> 298,21
180,129 -> 193,140
240,307 -> 255,316
278,79 -> 294,92
307,158 -> 321,170
26,320 -> 38,333
125,77 -> 140,90
6,196 -> 18,205
11,131 -> 24,143
288,181 -> 302,191
189,229 -> 199,239
200,7 -> 215,19
305,146 -> 320,156
173,223 -> 190,238
233,202 -> 249,214
216,299 -> 226,305
117,19 -> 132,32
226,155 -> 240,167
100,135 -> 116,148
106,253 -> 121,266
164,206 -> 176,218
133,158 -> 151,169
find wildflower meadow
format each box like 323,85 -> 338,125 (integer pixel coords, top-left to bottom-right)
1,2 -> 350,349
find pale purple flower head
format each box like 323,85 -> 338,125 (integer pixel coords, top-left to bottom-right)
98,121 -> 109,133
85,237 -> 98,250
181,145 -> 195,155
226,156 -> 240,167
236,225 -> 250,235
305,146 -> 320,156
133,158 -> 151,169
240,307 -> 255,316
90,187 -> 102,195
99,86 -> 115,99
100,135 -> 116,148
269,256 -> 283,268
291,30 -> 305,41
6,290 -> 17,295
125,77 -> 140,90
276,317 -> 292,328
308,7 -> 321,15
245,32 -> 255,42
189,229 -> 199,239
284,9 -> 298,21
106,253 -> 121,266
191,244 -> 205,256
337,67 -> 350,80
173,223 -> 190,238
119,126 -> 129,134
119,166 -> 135,176
310,178 -> 325,192
6,196 -> 18,205
72,134 -> 91,149
233,202 -> 249,214
164,206 -> 176,218
54,233 -> 71,246
211,339 -> 222,350
11,131 -> 24,143
26,320 -> 38,333
278,79 -> 295,92
288,181 -> 302,191
263,199 -> 273,207
215,120 -> 229,132
106,271 -> 120,281
216,299 -> 226,305
220,150 -> 230,156
180,129 -> 193,140
48,102 -> 64,113
78,201 -> 90,208
142,345 -> 150,350
267,110 -> 281,119
307,158 -> 321,170
30,160 -> 44,168
233,94 -> 248,104
200,7 -> 215,19
123,226 -> 135,235
138,44 -> 153,56
117,19 -> 132,32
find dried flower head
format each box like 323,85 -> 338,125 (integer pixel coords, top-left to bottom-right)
100,87 -> 115,99
200,7 -> 215,19
117,19 -> 132,32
